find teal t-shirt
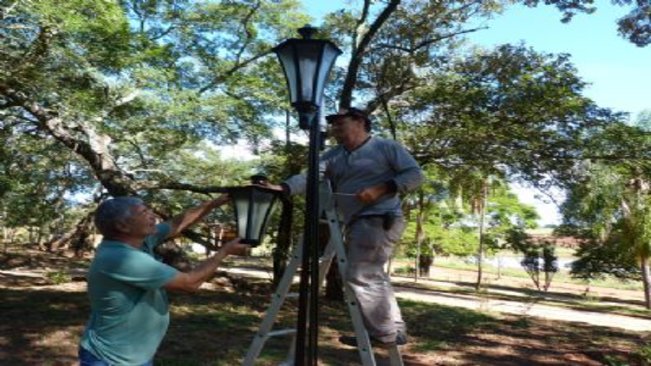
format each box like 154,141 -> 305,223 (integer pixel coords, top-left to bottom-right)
80,223 -> 178,365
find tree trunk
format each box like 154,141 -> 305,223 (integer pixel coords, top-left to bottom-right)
36,225 -> 46,250
28,226 -> 35,245
4,228 -> 16,252
2,227 -> 7,253
273,199 -> 293,287
475,179 -> 488,291
0,84 -> 137,197
641,256 -> 651,309
418,254 -> 433,277
157,240 -> 193,272
46,212 -> 93,252
71,214 -> 95,258
339,0 -> 401,108
414,191 -> 425,282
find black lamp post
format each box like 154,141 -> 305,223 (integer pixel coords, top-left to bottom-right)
273,25 -> 341,366
227,175 -> 280,247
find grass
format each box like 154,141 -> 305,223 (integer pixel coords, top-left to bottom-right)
2,280 -> 647,365
1,245 -> 650,365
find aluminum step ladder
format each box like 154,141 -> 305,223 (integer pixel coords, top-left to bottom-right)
242,181 -> 403,366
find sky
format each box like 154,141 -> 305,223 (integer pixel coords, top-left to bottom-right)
465,1 -> 651,226
284,0 -> 649,227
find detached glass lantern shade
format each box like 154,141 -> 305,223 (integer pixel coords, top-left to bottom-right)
229,185 -> 280,247
273,25 -> 342,129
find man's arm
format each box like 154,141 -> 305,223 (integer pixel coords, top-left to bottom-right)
386,141 -> 424,193
164,238 -> 246,292
357,141 -> 424,204
165,194 -> 229,239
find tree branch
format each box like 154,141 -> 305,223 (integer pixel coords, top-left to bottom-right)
135,180 -> 229,195
340,0 -> 401,108
0,83 -> 137,196
198,50 -> 272,94
352,0 -> 372,55
373,27 -> 486,53
233,0 -> 261,63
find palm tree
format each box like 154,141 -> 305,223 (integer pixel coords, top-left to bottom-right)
565,163 -> 651,308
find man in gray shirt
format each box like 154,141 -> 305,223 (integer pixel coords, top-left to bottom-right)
268,107 -> 423,346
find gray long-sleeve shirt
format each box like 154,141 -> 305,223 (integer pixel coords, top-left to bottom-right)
284,136 -> 424,223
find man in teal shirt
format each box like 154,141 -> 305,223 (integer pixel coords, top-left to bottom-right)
79,196 -> 246,365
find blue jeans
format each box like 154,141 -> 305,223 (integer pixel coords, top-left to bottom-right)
79,347 -> 153,366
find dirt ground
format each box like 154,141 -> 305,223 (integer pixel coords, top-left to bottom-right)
1,246 -> 649,366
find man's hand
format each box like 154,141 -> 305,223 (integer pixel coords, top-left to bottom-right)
219,237 -> 249,256
165,237 -> 246,292
356,183 -> 390,204
257,182 -> 284,192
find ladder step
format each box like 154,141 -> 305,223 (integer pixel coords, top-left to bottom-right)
267,328 -> 297,337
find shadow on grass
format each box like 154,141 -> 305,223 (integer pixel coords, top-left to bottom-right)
453,315 -> 645,366
400,299 -> 646,366
0,287 -> 87,365
400,300 -> 497,353
156,279 -> 500,365
0,276 -> 647,366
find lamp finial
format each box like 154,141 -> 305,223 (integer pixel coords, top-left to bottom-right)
298,25 -> 317,39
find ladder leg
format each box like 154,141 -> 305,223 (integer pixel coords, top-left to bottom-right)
323,211 -> 377,366
277,334 -> 297,366
388,345 -> 405,366
242,240 -> 303,366
317,240 -> 336,289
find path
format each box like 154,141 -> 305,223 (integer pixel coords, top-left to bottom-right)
223,267 -> 651,332
391,277 -> 651,332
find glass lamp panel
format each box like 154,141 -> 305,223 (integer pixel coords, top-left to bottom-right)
246,188 -> 277,245
274,42 -> 299,104
314,42 -> 342,105
231,188 -> 253,243
296,41 -> 322,103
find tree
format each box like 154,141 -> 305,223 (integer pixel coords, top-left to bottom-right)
448,172 -> 538,289
314,0 -> 612,296
508,230 -> 560,292
401,169 -> 538,285
311,2 -> 623,295
1,0 -> 646,280
0,0 -> 307,256
404,176 -> 449,278
561,115 -> 651,308
521,243 -> 559,292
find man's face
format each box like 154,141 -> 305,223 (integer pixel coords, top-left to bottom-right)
119,204 -> 157,237
328,116 -> 362,143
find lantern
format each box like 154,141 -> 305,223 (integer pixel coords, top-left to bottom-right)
273,25 -> 342,129
226,175 -> 280,247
